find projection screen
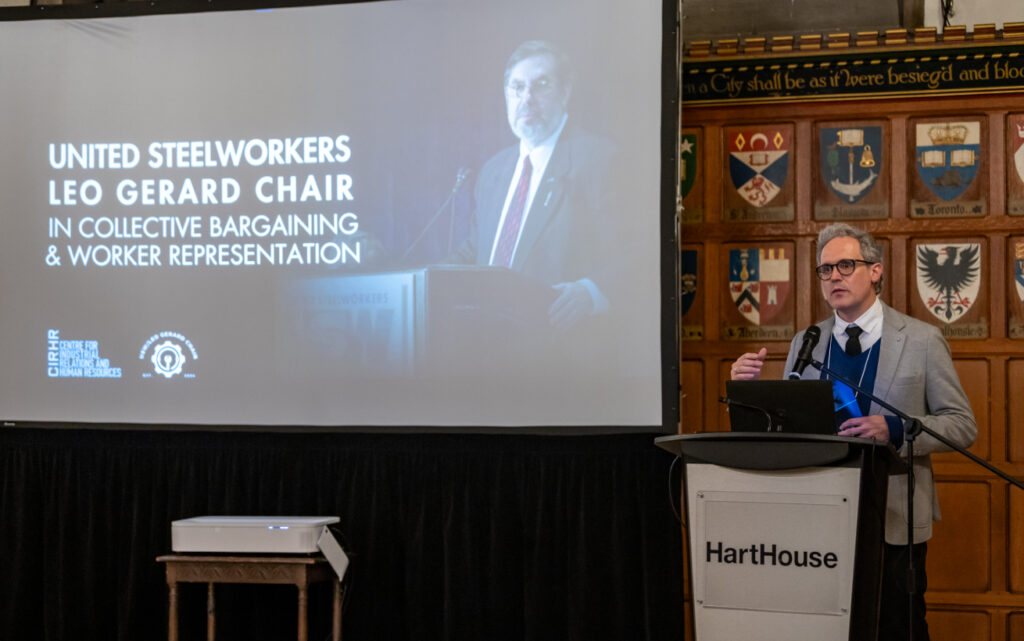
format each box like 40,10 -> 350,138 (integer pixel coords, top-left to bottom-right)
0,0 -> 675,429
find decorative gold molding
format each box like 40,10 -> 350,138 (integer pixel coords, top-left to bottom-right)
885,29 -> 908,46
856,30 -> 879,47
914,27 -> 938,44
799,34 -> 822,51
685,24 -> 1024,60
689,40 -> 712,58
973,24 -> 997,41
770,36 -> 794,53
1005,22 -> 1024,38
717,39 -> 739,56
944,25 -> 967,41
827,32 -> 851,49
743,37 -> 767,55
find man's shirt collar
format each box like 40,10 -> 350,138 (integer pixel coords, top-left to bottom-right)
833,297 -> 883,352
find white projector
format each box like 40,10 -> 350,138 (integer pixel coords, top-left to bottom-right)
171,516 -> 348,578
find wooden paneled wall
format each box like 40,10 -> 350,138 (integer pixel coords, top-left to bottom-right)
679,90 -> 1024,640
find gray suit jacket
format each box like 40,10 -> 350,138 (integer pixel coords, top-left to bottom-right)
783,302 -> 977,543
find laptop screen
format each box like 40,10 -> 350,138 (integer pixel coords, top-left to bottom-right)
725,380 -> 838,435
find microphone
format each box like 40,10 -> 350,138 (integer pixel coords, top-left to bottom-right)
451,167 -> 471,192
787,325 -> 821,380
401,168 -> 472,261
719,396 -> 776,431
446,168 -> 471,254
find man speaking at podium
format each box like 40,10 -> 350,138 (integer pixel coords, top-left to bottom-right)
729,223 -> 977,641
452,40 -> 622,332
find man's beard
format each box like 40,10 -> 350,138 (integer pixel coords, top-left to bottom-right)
511,113 -> 559,146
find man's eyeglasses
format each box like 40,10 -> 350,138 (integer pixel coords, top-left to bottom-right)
815,259 -> 876,280
506,77 -> 555,99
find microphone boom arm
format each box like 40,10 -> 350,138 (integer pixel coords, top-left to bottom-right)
810,357 -> 1023,490
400,168 -> 469,262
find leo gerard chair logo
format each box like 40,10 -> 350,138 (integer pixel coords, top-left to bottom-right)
139,331 -> 198,379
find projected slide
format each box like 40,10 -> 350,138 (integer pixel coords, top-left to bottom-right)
0,0 -> 664,427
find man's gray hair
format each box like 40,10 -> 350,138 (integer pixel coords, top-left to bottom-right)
816,223 -> 884,294
504,40 -> 573,88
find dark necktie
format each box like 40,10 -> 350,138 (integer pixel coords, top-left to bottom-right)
845,325 -> 863,357
492,156 -> 532,268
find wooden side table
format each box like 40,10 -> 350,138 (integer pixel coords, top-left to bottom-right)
157,554 -> 343,641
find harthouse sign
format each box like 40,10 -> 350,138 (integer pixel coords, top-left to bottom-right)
705,541 -> 840,569
696,490 -> 853,615
684,43 -> 1024,105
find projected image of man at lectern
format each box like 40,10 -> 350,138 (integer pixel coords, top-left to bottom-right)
728,222 -> 976,641
451,40 -> 623,332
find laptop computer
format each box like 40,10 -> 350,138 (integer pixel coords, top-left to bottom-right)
724,380 -> 838,434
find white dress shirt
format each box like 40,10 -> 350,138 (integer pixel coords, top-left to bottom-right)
832,297 -> 883,353
487,113 -> 568,266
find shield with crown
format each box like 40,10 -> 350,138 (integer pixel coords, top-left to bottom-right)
915,122 -> 981,201
728,247 -> 790,325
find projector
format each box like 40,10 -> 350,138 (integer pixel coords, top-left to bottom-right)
171,516 -> 348,578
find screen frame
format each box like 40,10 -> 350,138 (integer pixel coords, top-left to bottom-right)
0,0 -> 681,435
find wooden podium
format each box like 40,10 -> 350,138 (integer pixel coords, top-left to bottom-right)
655,433 -> 903,641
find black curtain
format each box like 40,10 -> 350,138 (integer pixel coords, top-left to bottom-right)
0,428 -> 684,641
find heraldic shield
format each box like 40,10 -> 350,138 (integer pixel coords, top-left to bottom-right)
680,133 -> 698,200
729,247 -> 790,325
729,129 -> 790,207
821,127 -> 882,204
1014,120 -> 1024,188
680,249 -> 698,317
917,243 -> 982,323
1016,242 -> 1024,306
915,122 -> 981,201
